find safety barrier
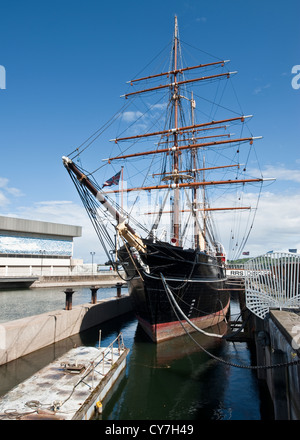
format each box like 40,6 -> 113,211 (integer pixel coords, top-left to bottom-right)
245,252 -> 300,319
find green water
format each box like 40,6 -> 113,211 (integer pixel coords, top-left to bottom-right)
0,288 -> 274,420
100,314 -> 273,420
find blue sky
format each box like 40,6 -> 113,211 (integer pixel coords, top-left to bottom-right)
0,0 -> 299,262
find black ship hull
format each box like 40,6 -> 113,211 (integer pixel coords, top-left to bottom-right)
118,240 -> 229,343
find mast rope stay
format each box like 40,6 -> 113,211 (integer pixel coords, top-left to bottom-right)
68,99 -> 134,161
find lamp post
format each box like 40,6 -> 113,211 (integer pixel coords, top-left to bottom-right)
39,250 -> 45,276
90,251 -> 95,275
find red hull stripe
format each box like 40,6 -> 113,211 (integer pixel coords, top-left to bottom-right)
137,298 -> 230,343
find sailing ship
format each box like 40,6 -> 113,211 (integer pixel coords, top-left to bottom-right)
62,17 -> 272,342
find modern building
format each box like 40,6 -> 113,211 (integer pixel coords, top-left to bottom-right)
0,215 -> 82,278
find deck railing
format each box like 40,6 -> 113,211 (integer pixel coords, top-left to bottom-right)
245,252 -> 300,319
66,333 -> 126,391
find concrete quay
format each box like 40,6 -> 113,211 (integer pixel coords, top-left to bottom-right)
0,294 -> 133,366
31,273 -> 124,288
251,309 -> 300,420
229,287 -> 300,419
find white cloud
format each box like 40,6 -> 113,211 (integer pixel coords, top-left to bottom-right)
253,83 -> 271,95
122,111 -> 143,122
0,192 -> 9,206
150,103 -> 167,110
0,177 -> 9,188
247,191 -> 300,253
5,187 -> 23,196
216,190 -> 300,258
248,163 -> 300,184
262,164 -> 300,183
0,177 -> 23,207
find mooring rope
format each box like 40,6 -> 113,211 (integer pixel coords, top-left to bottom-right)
160,274 -> 224,338
160,273 -> 300,370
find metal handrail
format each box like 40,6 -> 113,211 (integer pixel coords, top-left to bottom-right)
75,333 -> 126,387
245,252 -> 300,318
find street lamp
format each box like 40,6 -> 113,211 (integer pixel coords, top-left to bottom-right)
39,250 -> 45,276
90,251 -> 95,275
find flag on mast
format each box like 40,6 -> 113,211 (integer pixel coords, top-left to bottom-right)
102,170 -> 121,188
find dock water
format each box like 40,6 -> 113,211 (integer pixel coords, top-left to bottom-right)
2,269 -> 300,420
0,293 -> 274,420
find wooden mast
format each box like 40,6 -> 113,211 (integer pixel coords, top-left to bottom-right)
190,92 -> 201,249
172,15 -> 180,245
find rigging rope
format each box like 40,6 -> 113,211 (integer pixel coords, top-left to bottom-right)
68,99 -> 133,160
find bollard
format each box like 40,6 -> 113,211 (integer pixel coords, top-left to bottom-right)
90,286 -> 98,304
115,282 -> 123,298
96,400 -> 102,414
64,288 -> 75,310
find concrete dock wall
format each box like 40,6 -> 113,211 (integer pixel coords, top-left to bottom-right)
0,295 -> 133,366
32,273 -> 123,288
254,309 -> 300,420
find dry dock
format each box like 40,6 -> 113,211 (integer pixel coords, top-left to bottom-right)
0,334 -> 129,420
0,293 -> 132,366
